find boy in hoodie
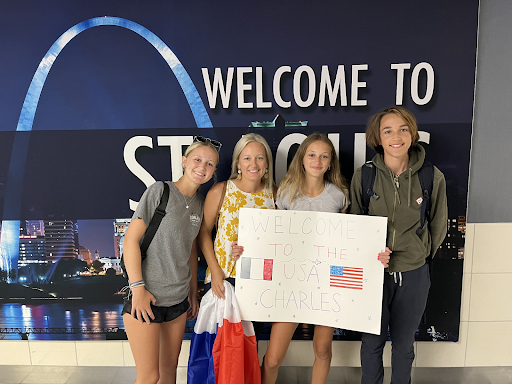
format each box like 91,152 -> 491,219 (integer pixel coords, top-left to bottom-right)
350,106 -> 448,384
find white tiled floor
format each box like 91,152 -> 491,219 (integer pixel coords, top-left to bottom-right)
1,365 -> 512,383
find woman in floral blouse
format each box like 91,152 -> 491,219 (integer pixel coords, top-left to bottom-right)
198,133 -> 276,299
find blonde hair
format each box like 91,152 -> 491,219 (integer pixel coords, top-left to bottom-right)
182,141 -> 219,181
366,106 -> 420,154
184,141 -> 219,164
277,133 -> 349,209
229,133 -> 275,192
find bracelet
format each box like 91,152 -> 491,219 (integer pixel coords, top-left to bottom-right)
129,280 -> 145,289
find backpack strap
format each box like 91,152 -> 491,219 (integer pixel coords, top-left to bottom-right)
361,161 -> 379,215
416,162 -> 435,274
416,162 -> 434,235
140,182 -> 170,259
214,181 -> 227,231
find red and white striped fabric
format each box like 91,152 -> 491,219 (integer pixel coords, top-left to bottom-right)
188,281 -> 260,384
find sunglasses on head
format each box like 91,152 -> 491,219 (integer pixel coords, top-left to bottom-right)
194,136 -> 222,150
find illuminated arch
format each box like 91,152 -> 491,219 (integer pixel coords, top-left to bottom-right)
18,16 -> 212,131
1,17 -> 213,278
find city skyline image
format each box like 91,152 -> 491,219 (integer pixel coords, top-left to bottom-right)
0,218 -> 129,283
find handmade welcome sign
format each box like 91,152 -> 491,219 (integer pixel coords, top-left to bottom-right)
236,208 -> 387,335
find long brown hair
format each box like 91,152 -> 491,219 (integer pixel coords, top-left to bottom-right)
277,133 -> 348,209
366,106 -> 420,154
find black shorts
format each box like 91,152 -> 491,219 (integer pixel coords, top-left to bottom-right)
122,296 -> 189,323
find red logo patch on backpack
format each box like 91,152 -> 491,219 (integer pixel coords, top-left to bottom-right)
416,197 -> 423,205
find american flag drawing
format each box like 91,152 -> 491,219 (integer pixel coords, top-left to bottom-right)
330,265 -> 363,290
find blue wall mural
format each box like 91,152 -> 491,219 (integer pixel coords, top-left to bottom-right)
0,0 -> 478,341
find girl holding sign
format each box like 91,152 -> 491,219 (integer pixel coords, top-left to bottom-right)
262,133 -> 362,384
350,107 -> 447,384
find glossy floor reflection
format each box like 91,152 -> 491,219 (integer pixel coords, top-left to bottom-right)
1,366 -> 512,383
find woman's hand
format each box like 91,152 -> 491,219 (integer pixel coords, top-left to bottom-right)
187,292 -> 199,320
378,247 -> 392,268
130,286 -> 156,324
211,266 -> 226,299
231,241 -> 244,261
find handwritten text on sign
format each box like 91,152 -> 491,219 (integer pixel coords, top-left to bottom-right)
235,208 -> 387,335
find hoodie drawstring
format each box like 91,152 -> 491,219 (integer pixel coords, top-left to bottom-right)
389,169 -> 401,204
390,271 -> 403,287
388,168 -> 413,207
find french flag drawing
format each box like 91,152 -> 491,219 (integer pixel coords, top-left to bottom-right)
187,281 -> 260,384
240,257 -> 273,280
330,265 -> 363,290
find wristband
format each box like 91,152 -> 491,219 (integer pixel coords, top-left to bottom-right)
129,280 -> 145,289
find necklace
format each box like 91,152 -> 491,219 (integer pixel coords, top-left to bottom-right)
306,195 -> 318,207
305,184 -> 325,206
183,194 -> 195,209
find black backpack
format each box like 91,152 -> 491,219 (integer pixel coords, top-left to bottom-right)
120,182 -> 170,279
360,161 -> 435,258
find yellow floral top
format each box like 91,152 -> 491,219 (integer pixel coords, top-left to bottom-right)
205,180 -> 275,283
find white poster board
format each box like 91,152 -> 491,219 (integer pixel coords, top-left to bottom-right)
235,208 -> 387,335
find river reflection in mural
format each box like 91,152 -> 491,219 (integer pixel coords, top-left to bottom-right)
0,303 -> 198,340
